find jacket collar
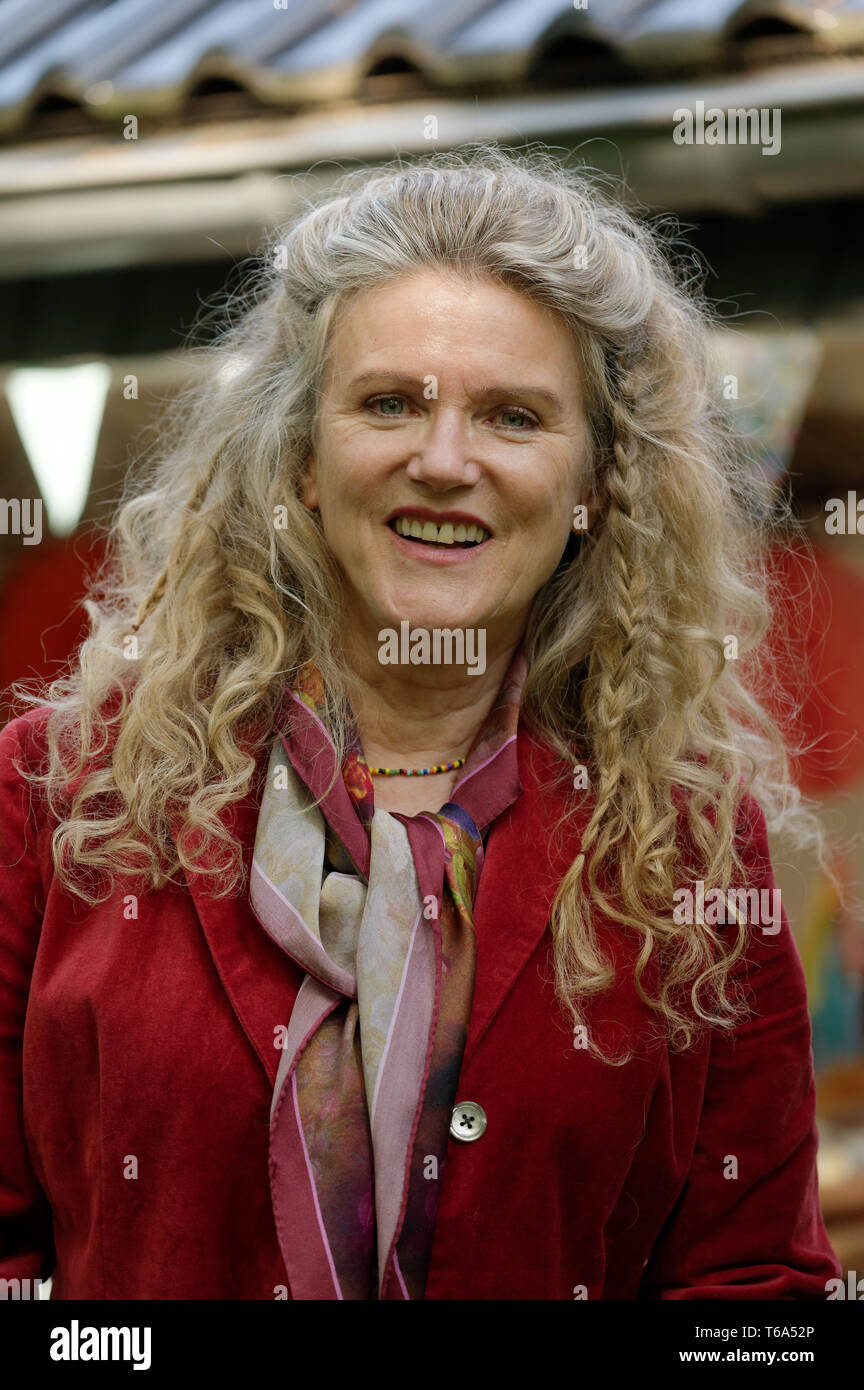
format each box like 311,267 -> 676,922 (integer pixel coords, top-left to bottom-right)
175,717 -> 586,1088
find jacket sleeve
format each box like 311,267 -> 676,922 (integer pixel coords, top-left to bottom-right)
638,790 -> 842,1299
0,714 -> 55,1286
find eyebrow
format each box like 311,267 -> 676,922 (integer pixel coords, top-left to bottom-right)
343,370 -> 566,413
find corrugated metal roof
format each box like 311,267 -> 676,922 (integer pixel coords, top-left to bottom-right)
1,0 -> 862,278
0,0 -> 863,137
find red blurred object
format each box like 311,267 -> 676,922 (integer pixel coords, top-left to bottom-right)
0,529 -> 106,714
762,539 -> 864,796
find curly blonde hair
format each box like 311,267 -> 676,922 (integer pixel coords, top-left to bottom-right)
11,143 -> 823,1062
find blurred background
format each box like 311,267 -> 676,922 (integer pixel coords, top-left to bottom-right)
1,0 -> 863,1290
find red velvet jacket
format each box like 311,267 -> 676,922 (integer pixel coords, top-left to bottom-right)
0,705 -> 840,1300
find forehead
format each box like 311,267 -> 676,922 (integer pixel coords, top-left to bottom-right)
323,266 -> 581,386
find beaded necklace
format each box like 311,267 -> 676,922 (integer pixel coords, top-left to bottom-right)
367,757 -> 466,777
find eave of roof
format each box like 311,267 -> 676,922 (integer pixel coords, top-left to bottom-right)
0,56 -> 861,279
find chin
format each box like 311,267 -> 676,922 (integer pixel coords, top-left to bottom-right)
381,607 -> 487,633
367,588 -> 482,629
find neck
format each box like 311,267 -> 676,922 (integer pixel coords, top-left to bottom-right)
342,629 -> 522,770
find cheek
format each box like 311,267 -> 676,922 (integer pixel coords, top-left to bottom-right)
323,441 -> 388,510
513,483 -> 572,548
318,464 -> 364,519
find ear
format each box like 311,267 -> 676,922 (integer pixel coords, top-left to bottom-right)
570,495 -> 602,534
581,477 -> 608,529
299,454 -> 319,510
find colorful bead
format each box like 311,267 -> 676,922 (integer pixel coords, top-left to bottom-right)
368,756 -> 467,777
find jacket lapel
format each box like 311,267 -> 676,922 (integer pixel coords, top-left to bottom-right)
173,720 -> 304,1089
463,728 -> 586,1067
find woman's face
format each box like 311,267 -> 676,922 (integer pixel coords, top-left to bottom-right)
301,265 -> 592,660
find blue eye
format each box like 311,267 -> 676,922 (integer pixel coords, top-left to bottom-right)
369,396 -> 405,416
497,407 -> 537,429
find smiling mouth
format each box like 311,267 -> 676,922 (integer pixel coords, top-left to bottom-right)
388,516 -> 491,548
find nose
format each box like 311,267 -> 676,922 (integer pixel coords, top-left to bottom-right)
405,409 -> 482,491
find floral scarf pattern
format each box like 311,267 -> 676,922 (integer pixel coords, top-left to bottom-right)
249,648 -> 525,1299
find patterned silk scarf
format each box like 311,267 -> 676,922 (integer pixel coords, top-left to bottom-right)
249,649 -> 525,1300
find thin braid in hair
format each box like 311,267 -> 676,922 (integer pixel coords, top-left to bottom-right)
130,456 -> 221,632
575,391 -> 654,878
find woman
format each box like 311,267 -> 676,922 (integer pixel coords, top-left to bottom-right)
0,146 -> 841,1300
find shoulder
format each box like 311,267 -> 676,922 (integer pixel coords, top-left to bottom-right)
0,706 -> 54,818
0,700 -> 106,853
0,682 -> 134,789
0,708 -> 56,914
0,704 -> 76,828
0,703 -> 53,762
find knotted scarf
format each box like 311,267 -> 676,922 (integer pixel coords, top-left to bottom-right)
249,650 -> 525,1299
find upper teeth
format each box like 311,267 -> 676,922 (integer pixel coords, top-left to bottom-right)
392,516 -> 489,545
